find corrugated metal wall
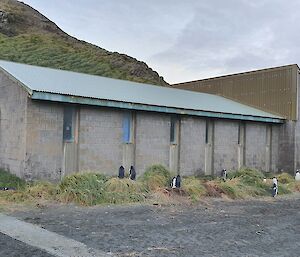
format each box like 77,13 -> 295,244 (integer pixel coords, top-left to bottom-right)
173,65 -> 299,120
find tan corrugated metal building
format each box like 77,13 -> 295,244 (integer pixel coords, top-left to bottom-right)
173,64 -> 299,120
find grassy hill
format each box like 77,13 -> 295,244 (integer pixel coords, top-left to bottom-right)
0,0 -> 168,86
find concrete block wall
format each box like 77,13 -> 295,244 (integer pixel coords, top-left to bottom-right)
245,122 -> 268,171
25,100 -> 64,181
0,69 -> 284,181
135,112 -> 170,174
278,121 -> 296,173
214,120 -> 239,175
0,71 -> 27,177
271,125 -> 279,172
179,117 -> 206,176
78,106 -> 123,176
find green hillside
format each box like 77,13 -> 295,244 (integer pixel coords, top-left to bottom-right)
0,0 -> 168,86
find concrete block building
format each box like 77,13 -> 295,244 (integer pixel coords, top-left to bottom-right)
0,60 -> 296,181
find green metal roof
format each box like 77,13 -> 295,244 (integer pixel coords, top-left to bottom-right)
0,60 -> 284,123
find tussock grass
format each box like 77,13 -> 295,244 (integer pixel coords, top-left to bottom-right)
277,173 -> 294,184
1,167 -> 300,208
227,167 -> 264,183
218,179 -> 246,199
293,182 -> 300,192
0,181 -> 57,207
25,182 -> 58,200
141,164 -> 172,191
0,33 -> 167,86
103,178 -> 147,204
182,177 -> 207,201
58,173 -> 107,205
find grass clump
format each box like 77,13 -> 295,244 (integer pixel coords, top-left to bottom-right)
3,181 -> 57,203
218,179 -> 246,199
277,173 -> 294,184
141,164 -> 172,191
58,173 -> 107,206
182,177 -> 207,201
223,168 -> 271,197
0,169 -> 26,189
25,182 -> 58,200
293,182 -> 300,192
227,167 -> 264,184
104,178 -> 147,204
1,167 -> 299,208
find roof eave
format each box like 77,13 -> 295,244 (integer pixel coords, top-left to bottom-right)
30,91 -> 285,124
0,66 -> 33,96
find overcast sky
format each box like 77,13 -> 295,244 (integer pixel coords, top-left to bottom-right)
22,0 -> 300,84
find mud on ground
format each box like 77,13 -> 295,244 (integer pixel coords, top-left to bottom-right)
3,194 -> 300,257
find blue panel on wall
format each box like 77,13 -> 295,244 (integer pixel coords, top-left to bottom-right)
123,112 -> 131,143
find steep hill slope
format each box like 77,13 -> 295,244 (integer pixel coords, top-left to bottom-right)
0,0 -> 168,86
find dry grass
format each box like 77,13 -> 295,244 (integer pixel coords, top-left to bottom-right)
103,178 -> 147,204
149,188 -> 190,206
0,167 -> 299,208
204,180 -> 224,197
182,177 -> 207,201
294,182 -> 300,192
141,164 -> 172,191
277,173 -> 294,184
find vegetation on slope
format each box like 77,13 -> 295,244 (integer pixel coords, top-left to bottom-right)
0,0 -> 168,86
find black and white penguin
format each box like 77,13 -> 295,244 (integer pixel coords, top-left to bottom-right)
171,176 -> 176,188
272,177 -> 278,197
221,169 -> 227,181
295,169 -> 300,181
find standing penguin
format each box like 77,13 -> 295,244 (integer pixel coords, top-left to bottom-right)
118,166 -> 125,179
175,175 -> 181,188
221,169 -> 227,181
171,176 -> 176,188
272,177 -> 278,197
295,169 -> 300,181
129,166 -> 136,180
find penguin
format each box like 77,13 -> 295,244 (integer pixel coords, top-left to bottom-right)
129,166 -> 136,180
171,176 -> 176,188
175,175 -> 181,188
272,177 -> 278,197
221,169 -> 227,181
118,165 -> 125,179
0,187 -> 16,191
295,169 -> 300,181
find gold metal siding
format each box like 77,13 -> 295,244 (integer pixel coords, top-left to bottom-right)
174,65 -> 298,120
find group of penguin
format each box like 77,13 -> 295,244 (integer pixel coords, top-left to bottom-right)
117,165 -> 182,188
118,165 -> 136,180
114,167 -> 300,195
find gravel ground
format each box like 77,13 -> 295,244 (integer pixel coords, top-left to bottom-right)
3,194 -> 300,257
0,232 -> 54,257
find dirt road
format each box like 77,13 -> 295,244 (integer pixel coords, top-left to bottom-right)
2,194 -> 300,257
